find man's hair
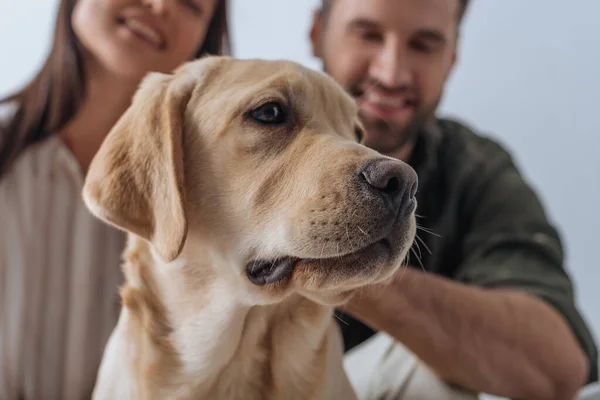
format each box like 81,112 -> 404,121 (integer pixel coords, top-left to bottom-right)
320,0 -> 471,25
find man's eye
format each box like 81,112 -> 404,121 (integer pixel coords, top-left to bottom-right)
410,40 -> 436,53
250,102 -> 287,125
181,0 -> 202,15
359,30 -> 383,42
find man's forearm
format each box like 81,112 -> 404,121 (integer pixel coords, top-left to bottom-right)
342,268 -> 588,400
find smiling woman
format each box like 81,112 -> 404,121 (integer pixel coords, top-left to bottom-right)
0,1 -> 229,399
71,0 -> 225,80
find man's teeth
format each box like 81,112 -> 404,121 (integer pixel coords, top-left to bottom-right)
124,19 -> 163,47
365,92 -> 409,108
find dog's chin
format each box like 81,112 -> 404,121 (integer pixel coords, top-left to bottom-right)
298,288 -> 357,307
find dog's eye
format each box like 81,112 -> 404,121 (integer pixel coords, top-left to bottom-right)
251,102 -> 286,125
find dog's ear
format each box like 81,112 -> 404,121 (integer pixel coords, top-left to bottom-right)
83,69 -> 197,262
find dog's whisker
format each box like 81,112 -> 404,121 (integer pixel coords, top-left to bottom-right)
320,241 -> 327,261
415,234 -> 432,256
409,242 -> 415,263
270,257 -> 278,272
253,244 -> 275,275
416,227 -> 439,237
345,223 -> 353,250
252,246 -> 267,273
345,225 -> 360,253
410,247 -> 425,272
334,313 -> 349,326
413,237 -> 422,260
416,225 -> 441,238
347,210 -> 361,250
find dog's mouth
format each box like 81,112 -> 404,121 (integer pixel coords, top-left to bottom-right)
245,238 -> 392,286
246,257 -> 298,286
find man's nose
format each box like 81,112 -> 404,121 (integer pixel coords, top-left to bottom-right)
369,40 -> 412,89
142,0 -> 169,15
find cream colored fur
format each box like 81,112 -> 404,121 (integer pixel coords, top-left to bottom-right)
83,56 -> 417,400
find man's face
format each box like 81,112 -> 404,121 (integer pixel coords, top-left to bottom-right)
311,0 -> 460,157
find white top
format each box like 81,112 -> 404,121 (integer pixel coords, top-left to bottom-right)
0,135 -> 125,400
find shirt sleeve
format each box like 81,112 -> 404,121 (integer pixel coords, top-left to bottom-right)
452,142 -> 598,384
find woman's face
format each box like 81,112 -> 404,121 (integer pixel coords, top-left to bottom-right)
72,0 -> 218,79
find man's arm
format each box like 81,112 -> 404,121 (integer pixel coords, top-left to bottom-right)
342,268 -> 587,400
342,140 -> 596,400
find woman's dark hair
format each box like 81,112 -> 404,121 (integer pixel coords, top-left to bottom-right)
0,0 -> 230,178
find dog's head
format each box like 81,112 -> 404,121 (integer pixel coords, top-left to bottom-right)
83,56 -> 417,306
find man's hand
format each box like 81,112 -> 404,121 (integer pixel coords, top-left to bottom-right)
340,267 -> 588,400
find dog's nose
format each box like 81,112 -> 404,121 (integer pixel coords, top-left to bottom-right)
361,159 -> 418,212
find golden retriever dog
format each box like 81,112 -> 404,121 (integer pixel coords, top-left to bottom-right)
83,56 -> 418,400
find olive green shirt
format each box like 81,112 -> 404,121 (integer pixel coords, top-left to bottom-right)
337,117 -> 598,384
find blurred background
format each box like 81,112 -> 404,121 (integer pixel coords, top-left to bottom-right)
1,0 -> 598,398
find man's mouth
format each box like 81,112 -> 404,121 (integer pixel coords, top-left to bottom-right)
365,91 -> 415,108
118,17 -> 166,50
360,91 -> 417,120
245,238 -> 392,286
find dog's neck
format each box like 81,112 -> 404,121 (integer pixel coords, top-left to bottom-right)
93,236 -> 354,400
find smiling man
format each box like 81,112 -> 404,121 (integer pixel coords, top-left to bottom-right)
309,0 -> 598,399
